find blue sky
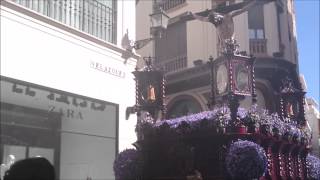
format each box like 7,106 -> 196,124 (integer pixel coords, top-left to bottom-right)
295,0 -> 319,108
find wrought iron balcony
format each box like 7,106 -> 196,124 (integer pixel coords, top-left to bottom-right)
155,55 -> 187,73
10,0 -> 116,44
249,39 -> 267,57
159,0 -> 186,11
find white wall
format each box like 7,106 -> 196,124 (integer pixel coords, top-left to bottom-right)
1,4 -> 137,179
279,1 -> 292,63
180,1 -> 217,66
264,2 -> 279,57
234,12 -> 250,54
117,0 -> 136,48
136,0 -> 154,68
187,20 -> 218,67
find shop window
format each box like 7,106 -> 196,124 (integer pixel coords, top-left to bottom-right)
0,77 -> 118,180
1,145 -> 26,179
29,147 -> 55,165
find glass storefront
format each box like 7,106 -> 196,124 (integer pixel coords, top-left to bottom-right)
0,76 -> 118,180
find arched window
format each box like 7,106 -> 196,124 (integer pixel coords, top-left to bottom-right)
240,89 -> 266,110
167,97 -> 202,119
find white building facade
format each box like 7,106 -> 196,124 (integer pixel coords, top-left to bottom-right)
1,0 -> 138,179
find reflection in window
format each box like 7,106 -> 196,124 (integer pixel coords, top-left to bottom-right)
29,147 -> 54,165
249,29 -> 256,39
257,29 -> 264,39
2,145 -> 26,164
249,29 -> 265,39
1,145 -> 26,179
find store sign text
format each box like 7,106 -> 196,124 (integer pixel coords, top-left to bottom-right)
48,105 -> 83,120
9,83 -> 107,120
90,61 -> 125,78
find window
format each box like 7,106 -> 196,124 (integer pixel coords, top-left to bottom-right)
248,3 -> 265,40
167,98 -> 202,118
257,29 -> 264,39
240,89 -> 266,110
248,4 -> 267,55
10,0 -> 117,44
249,29 -> 256,39
288,24 -> 292,41
249,29 -> 264,39
212,0 -> 235,9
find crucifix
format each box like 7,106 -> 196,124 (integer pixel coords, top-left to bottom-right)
183,0 -> 274,53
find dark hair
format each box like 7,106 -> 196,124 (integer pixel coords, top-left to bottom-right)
3,157 -> 55,180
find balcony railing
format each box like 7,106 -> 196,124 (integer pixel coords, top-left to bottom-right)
10,0 -> 116,44
159,0 -> 186,11
156,55 -> 187,73
249,39 -> 267,57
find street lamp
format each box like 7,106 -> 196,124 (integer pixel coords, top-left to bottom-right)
149,7 -> 170,38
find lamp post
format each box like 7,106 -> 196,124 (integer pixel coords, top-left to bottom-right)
150,7 -> 169,38
131,6 -> 169,51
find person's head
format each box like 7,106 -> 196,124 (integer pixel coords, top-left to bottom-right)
3,157 -> 55,180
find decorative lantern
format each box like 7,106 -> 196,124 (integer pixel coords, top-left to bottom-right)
279,76 -> 306,125
210,42 -> 256,121
212,55 -> 255,109
133,57 -> 165,119
213,54 -> 255,102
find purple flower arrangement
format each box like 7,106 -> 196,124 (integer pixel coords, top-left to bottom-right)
137,107 -> 312,145
113,149 -> 143,180
271,115 -> 285,137
301,127 -> 312,145
306,154 -> 320,179
114,107 -> 312,179
225,140 -> 267,179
